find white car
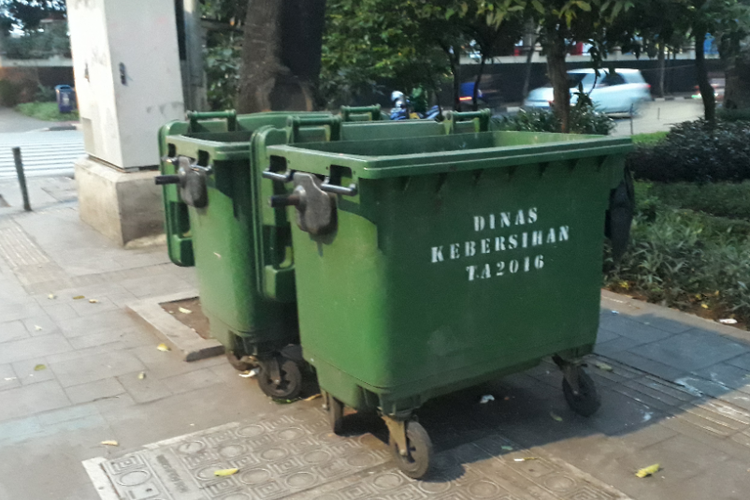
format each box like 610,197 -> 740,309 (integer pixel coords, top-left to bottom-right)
524,68 -> 652,114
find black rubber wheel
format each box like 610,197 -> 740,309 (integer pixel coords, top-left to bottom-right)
225,351 -> 252,372
389,421 -> 433,479
257,357 -> 302,400
326,393 -> 345,435
563,368 -> 601,417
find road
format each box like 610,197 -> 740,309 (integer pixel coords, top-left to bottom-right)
0,130 -> 84,179
610,98 -> 704,137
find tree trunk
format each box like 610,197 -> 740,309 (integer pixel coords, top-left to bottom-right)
545,30 -> 570,133
521,35 -> 536,99
472,55 -> 486,111
237,0 -> 326,113
657,40 -> 665,98
694,29 -> 716,125
724,46 -> 750,110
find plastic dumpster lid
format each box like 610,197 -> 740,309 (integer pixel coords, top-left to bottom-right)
265,131 -> 633,181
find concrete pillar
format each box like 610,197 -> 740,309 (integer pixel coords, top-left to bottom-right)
67,0 -> 185,246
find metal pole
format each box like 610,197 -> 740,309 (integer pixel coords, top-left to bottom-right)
12,147 -> 31,212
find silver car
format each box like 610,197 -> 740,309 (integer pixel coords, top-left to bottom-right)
524,68 -> 652,114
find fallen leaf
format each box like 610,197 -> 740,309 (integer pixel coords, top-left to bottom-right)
47,294 -> 55,300
701,303 -> 709,309
479,395 -> 495,404
34,325 -> 43,331
101,440 -> 119,447
635,463 -> 660,478
157,343 -> 171,352
514,457 -> 537,462
239,369 -> 258,378
214,468 -> 239,477
89,299 -> 99,304
178,307 -> 192,314
304,393 -> 322,401
33,364 -> 46,371
719,318 -> 738,325
594,361 -> 613,372
138,372 -> 146,380
4,377 -> 16,381
501,445 -> 514,451
550,411 -> 563,422
73,295 -> 85,300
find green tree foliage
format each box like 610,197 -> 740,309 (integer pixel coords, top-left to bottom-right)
0,0 -> 66,33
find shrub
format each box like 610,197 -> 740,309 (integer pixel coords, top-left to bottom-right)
649,181 -> 750,221
628,119 -> 750,183
494,101 -> 615,136
717,108 -> 750,122
605,206 -> 750,322
0,80 -> 22,106
34,84 -> 56,103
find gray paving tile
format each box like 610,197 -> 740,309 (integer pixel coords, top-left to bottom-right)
636,314 -> 696,334
692,363 -> 750,394
12,358 -> 55,386
50,350 -> 146,388
64,377 -> 127,405
162,368 -> 221,395
595,327 -> 620,344
0,302 -> 45,323
129,344 -> 221,379
607,350 -> 688,381
0,380 -> 70,422
599,314 -> 675,343
726,352 -> 750,371
116,370 -> 173,403
0,363 -> 20,391
0,320 -> 29,343
41,303 -> 78,321
0,334 -> 73,364
69,296 -> 121,317
21,314 -> 60,337
57,309 -> 140,338
118,276 -> 193,299
636,329 -> 748,372
594,336 -> 646,356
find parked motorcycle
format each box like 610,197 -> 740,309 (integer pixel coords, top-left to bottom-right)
389,90 -> 441,120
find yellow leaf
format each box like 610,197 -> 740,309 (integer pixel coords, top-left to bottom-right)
214,468 -> 239,477
636,463 -> 660,478
304,393 -> 322,401
550,412 -> 563,422
89,299 -> 99,304
47,294 -> 56,300
701,303 -> 709,309
594,361 -> 613,372
178,307 -> 192,314
101,440 -> 119,446
73,295 -> 85,300
157,343 -> 171,352
138,372 -> 146,380
33,364 -> 46,371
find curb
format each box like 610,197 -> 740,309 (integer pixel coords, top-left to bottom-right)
652,96 -> 692,102
126,291 -> 225,362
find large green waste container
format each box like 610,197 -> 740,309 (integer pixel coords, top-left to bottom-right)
156,109 -> 455,399
260,111 -> 633,477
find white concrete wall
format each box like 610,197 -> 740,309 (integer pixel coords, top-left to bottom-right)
67,0 -> 184,169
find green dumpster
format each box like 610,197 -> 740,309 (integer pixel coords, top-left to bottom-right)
260,111 -> 633,477
157,110 -> 454,399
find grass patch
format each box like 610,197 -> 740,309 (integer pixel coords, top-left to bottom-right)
631,131 -> 667,145
15,101 -> 78,122
649,181 -> 750,221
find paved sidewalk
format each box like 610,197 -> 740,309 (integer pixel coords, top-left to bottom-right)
1,182 -> 750,499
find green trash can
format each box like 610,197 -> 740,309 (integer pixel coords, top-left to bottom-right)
260,110 -> 633,477
157,110 -> 453,399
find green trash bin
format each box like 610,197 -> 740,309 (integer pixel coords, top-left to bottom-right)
259,110 -> 633,477
157,110 -> 454,399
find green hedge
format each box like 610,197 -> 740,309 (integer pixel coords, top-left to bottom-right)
628,119 -> 750,183
648,181 -> 750,221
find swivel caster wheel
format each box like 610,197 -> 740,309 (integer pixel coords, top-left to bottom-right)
257,356 -> 302,400
562,366 -> 600,417
385,418 -> 433,479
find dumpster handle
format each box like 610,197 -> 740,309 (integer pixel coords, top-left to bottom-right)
262,169 -> 294,183
340,105 -> 382,122
187,110 -> 238,131
287,115 -> 342,142
321,177 -> 358,196
445,109 -> 491,133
